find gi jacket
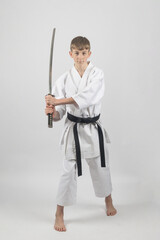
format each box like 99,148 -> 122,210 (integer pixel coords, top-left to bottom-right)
52,61 -> 111,160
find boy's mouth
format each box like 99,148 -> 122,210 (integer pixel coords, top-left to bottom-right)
77,61 -> 84,63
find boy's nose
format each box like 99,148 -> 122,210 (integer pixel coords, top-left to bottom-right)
78,55 -> 83,60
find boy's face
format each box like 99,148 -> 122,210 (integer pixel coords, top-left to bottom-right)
69,48 -> 91,65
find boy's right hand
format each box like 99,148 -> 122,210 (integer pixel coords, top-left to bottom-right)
45,105 -> 56,118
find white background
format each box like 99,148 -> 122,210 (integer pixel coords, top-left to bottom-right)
0,0 -> 160,239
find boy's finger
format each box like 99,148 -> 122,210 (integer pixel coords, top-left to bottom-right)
46,104 -> 50,107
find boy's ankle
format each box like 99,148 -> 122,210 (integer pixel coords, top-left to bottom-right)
55,211 -> 64,217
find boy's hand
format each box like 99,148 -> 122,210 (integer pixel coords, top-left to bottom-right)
45,95 -> 57,106
45,105 -> 56,118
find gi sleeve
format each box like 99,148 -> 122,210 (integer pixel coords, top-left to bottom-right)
71,70 -> 105,109
52,73 -> 67,120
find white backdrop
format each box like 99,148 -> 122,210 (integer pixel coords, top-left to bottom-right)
0,0 -> 160,239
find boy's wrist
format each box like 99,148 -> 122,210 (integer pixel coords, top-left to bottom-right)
53,111 -> 60,121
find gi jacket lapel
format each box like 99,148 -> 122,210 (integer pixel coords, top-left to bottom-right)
70,62 -> 95,94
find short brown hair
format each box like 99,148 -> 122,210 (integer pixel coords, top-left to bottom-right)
70,36 -> 90,51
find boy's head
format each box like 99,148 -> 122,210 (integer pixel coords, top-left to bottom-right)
70,36 -> 90,51
69,36 -> 91,65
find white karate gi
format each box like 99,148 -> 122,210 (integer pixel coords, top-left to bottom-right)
52,61 -> 112,206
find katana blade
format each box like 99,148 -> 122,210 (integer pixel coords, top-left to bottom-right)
49,28 -> 56,94
48,28 -> 56,128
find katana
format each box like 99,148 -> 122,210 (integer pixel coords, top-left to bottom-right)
48,28 -> 56,128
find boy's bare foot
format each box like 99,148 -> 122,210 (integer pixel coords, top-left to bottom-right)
54,205 -> 66,232
54,213 -> 66,232
105,194 -> 117,216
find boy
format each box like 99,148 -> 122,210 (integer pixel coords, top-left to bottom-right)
45,36 -> 117,232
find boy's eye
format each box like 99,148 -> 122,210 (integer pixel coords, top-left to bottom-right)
83,52 -> 86,55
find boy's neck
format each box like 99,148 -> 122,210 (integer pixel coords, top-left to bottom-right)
74,61 -> 90,77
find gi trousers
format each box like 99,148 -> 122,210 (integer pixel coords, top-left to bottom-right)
56,144 -> 112,206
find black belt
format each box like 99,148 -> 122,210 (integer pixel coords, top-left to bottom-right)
67,112 -> 106,177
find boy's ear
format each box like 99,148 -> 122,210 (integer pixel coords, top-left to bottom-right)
69,51 -> 73,58
89,51 -> 92,57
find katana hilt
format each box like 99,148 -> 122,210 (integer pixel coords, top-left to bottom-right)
47,94 -> 55,128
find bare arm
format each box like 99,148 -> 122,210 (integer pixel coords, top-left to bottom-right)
45,95 -> 78,108
55,97 -> 78,107
45,96 -> 78,122
53,97 -> 78,121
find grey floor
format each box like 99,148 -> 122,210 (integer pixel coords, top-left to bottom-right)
0,161 -> 160,240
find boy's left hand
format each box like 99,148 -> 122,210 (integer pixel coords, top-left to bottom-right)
45,95 -> 57,106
